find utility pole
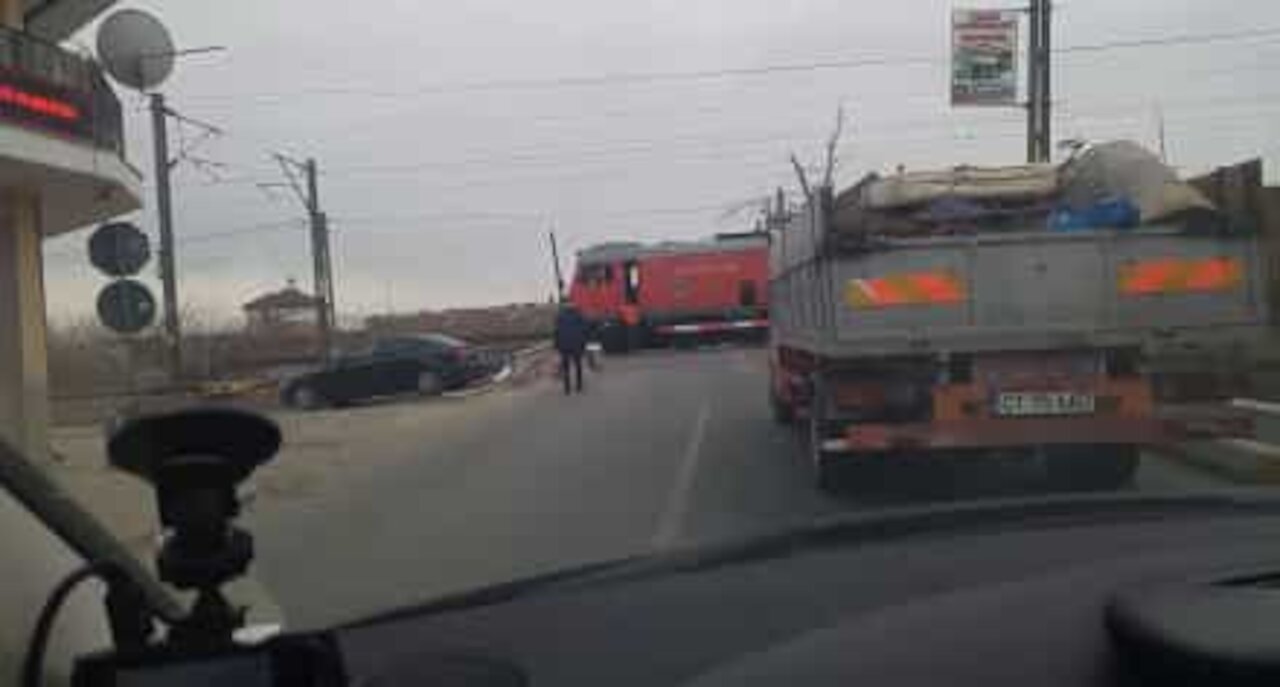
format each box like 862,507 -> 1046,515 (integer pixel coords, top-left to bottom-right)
1154,101 -> 1168,162
548,230 -> 564,300
1038,0 -> 1052,162
305,159 -> 335,359
149,92 -> 181,379
275,154 -> 334,363
1026,0 -> 1052,163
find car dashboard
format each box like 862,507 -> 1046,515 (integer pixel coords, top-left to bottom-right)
327,495 -> 1280,686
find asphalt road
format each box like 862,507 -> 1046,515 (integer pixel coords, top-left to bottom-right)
250,345 -> 1233,629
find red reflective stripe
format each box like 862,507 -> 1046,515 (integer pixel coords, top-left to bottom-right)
848,273 -> 966,308
656,319 -> 769,335
1122,258 -> 1243,294
864,278 -> 910,305
1185,257 -> 1241,290
1122,259 -> 1181,294
910,273 -> 965,303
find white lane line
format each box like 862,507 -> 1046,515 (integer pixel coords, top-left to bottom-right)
651,401 -> 712,550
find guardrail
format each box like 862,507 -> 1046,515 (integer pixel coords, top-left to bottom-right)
1156,398 -> 1280,484
0,25 -> 124,154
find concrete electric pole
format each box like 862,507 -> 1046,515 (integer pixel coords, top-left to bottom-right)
274,154 -> 335,363
1026,0 -> 1053,163
99,9 -> 228,383
149,92 -> 181,379
548,230 -> 564,300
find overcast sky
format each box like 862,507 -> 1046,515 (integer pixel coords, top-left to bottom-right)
41,0 -> 1280,327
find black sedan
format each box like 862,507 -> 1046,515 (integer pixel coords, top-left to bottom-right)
281,334 -> 495,409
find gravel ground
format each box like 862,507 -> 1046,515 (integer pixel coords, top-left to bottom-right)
40,348 -> 556,626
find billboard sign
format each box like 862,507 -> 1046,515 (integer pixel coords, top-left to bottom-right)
951,9 -> 1019,106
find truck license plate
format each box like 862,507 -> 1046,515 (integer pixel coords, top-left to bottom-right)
994,392 -> 1095,417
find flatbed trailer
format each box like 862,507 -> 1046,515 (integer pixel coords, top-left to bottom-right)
770,173 -> 1269,491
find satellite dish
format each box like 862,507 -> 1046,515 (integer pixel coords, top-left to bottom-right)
96,9 -> 175,91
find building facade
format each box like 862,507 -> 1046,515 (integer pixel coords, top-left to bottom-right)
0,1 -> 144,681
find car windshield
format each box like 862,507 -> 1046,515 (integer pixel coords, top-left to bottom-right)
3,0 -> 1278,637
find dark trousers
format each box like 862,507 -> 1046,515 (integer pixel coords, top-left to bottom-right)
560,351 -> 584,394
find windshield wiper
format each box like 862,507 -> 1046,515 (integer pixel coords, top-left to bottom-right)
0,438 -> 184,622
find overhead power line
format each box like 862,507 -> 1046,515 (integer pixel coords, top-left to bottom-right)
178,25 -> 1280,105
188,45 -> 1280,154
173,131 -> 828,189
185,55 -> 937,104
332,203 -> 738,229
157,200 -> 768,250
165,98 -> 1278,194
179,218 -> 305,246
1058,25 -> 1280,54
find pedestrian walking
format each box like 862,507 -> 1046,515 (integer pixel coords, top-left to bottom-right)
555,302 -> 589,394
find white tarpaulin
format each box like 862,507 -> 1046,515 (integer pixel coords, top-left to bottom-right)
862,164 -> 1059,210
1059,141 -> 1216,224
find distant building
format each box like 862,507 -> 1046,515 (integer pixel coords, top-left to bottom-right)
242,281 -> 321,334
365,302 -> 556,342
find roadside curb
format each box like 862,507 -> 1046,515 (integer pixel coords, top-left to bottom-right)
511,341 -> 552,359
1154,438 -> 1280,484
441,371 -> 509,400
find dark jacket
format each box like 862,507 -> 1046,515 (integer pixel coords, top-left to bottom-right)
554,306 -> 590,354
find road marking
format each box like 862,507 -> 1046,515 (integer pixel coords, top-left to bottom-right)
652,401 -> 711,550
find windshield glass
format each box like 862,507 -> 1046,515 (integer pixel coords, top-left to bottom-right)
6,0 -> 1278,632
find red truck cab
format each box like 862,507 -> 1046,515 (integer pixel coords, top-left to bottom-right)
569,234 -> 769,352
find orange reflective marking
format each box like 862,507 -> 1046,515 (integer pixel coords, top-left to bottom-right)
1185,257 -> 1242,290
871,277 -> 911,305
1121,259 -> 1181,295
911,272 -> 966,302
847,272 -> 966,308
1120,257 -> 1243,295
846,281 -> 875,308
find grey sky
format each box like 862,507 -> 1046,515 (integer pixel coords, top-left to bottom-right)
42,0 -> 1280,327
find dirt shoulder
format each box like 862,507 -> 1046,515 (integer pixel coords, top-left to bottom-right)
42,347 -> 558,625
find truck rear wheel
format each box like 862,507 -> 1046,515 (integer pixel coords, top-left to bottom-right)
807,374 -> 844,492
1045,444 -> 1140,491
809,414 -> 840,492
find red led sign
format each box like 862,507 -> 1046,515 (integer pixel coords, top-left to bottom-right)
0,82 -> 79,121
